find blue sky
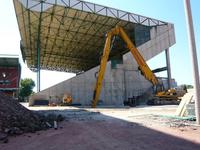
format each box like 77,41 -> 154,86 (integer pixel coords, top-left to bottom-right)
0,0 -> 200,90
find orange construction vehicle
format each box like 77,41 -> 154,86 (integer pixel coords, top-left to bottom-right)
91,26 -> 182,108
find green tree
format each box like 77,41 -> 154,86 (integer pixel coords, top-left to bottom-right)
186,84 -> 193,89
19,78 -> 35,102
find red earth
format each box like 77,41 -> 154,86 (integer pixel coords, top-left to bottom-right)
1,119 -> 200,150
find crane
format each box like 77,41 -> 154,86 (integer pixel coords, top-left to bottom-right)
91,26 -> 166,108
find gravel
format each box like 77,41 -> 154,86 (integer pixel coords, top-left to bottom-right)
0,92 -> 64,143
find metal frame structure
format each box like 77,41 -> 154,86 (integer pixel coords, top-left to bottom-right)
14,0 -> 168,75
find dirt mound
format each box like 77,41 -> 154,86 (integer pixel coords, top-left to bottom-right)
0,92 -> 64,143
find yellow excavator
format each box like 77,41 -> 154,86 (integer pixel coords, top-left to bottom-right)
91,26 -> 181,108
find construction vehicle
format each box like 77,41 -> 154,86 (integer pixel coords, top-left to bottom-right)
91,26 -> 183,108
63,93 -> 72,105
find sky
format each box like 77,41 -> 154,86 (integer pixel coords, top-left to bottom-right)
0,0 -> 200,91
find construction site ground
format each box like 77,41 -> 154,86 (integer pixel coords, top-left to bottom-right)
2,104 -> 200,150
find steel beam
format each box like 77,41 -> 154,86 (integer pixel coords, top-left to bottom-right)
152,67 -> 167,73
36,1 -> 43,92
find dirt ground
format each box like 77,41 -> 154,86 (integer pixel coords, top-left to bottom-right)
1,104 -> 200,150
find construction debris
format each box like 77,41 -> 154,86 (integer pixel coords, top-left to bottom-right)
176,89 -> 195,117
0,92 -> 64,143
54,121 -> 58,130
0,132 -> 8,143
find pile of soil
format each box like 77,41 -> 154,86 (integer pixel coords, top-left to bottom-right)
0,92 -> 64,143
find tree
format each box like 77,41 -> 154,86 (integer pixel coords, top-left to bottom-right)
186,84 -> 193,89
19,78 -> 35,102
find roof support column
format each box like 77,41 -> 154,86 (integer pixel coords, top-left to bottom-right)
184,0 -> 200,124
37,47 -> 41,92
165,48 -> 172,89
36,1 -> 43,92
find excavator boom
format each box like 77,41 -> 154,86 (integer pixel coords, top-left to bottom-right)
92,26 -> 159,108
118,27 -> 159,85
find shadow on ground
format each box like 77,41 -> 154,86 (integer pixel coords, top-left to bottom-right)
1,107 -> 200,150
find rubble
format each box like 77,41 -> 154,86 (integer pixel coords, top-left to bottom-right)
0,92 -> 64,143
0,132 -> 8,143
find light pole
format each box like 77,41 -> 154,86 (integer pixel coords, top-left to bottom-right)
184,0 -> 200,124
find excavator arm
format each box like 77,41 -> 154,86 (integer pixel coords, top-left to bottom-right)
92,26 -> 159,108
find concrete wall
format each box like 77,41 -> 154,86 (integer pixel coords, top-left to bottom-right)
31,24 -> 176,106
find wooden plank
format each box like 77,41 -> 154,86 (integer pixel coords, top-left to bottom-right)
176,92 -> 193,116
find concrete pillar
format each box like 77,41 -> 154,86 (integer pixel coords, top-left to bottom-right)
184,0 -> 200,124
165,48 -> 172,89
37,63 -> 40,92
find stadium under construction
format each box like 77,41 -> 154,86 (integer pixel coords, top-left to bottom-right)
14,0 -> 176,106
